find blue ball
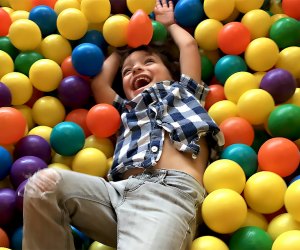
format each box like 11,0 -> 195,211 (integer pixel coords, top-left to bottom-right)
50,121 -> 85,156
221,143 -> 258,178
11,226 -> 23,250
289,175 -> 300,185
174,0 -> 204,27
72,43 -> 104,77
76,30 -> 108,52
0,146 -> 13,179
29,5 -> 57,36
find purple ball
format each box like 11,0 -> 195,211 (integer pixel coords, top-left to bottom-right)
0,82 -> 12,107
13,135 -> 52,163
260,68 -> 297,104
58,76 -> 91,109
16,179 -> 28,212
10,156 -> 47,188
0,188 -> 16,225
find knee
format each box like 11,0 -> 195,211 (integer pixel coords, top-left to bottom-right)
24,168 -> 62,199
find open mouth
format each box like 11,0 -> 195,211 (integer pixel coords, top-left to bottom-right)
133,76 -> 151,90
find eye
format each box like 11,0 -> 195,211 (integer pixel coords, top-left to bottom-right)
144,57 -> 155,65
122,68 -> 131,76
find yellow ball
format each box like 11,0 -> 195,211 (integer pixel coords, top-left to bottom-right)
84,135 -> 114,158
203,159 -> 246,194
194,19 -> 223,51
10,10 -> 29,22
244,171 -> 287,214
103,14 -> 129,47
191,236 -> 229,250
8,0 -> 32,11
0,51 -> 14,79
72,148 -> 107,177
208,100 -> 238,125
284,180 -> 300,222
285,88 -> 300,106
276,46 -> 300,79
272,230 -> 300,250
81,0 -> 111,23
268,213 -> 300,240
127,0 -> 155,14
40,34 -> 72,65
241,9 -> 271,39
237,89 -> 275,125
14,105 -> 34,130
52,152 -> 74,166
29,59 -> 63,92
48,162 -> 71,170
54,0 -> 80,14
202,188 -> 247,234
88,241 -> 115,250
253,71 -> 266,83
224,72 -> 260,103
32,96 -> 66,127
234,0 -> 264,13
9,19 -> 42,51
28,125 -> 53,142
203,0 -> 235,21
241,208 -> 268,230
57,8 -> 88,40
1,72 -> 32,105
245,37 -> 279,72
270,14 -> 288,24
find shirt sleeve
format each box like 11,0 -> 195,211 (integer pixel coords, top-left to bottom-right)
112,94 -> 125,113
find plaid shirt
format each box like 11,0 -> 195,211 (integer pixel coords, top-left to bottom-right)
108,74 -> 224,181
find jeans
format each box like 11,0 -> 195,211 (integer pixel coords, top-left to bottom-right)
22,168 -> 206,250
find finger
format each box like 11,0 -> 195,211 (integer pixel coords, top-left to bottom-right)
155,0 -> 162,7
161,0 -> 168,6
168,0 -> 174,8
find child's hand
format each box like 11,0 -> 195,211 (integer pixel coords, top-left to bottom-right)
154,0 -> 175,27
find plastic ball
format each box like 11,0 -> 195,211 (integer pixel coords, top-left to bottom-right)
272,230 -> 300,250
242,208 -> 268,230
229,226 -> 273,250
237,89 -> 275,125
285,88 -> 300,106
0,82 -> 12,107
29,59 -> 63,92
14,104 -> 35,130
243,171 -> 287,214
10,10 -> 30,22
10,226 -> 22,250
60,56 -> 83,78
218,22 -> 251,55
84,135 -> 114,158
151,20 -> 168,45
14,51 -> 44,76
50,121 -> 85,156
0,50 -> 14,79
203,159 -> 246,194
0,107 -> 27,145
72,147 -> 107,176
214,55 -> 248,84
174,0 -> 204,27
276,46 -> 300,79
8,19 -> 42,51
194,19 -> 223,51
7,0 -> 32,11
28,125 -> 52,142
10,156 -> 47,188
284,180 -> 300,222
204,84 -> 226,110
258,137 -> 299,177
77,30 -> 108,52
32,96 -> 66,127
202,188 -> 247,234
126,0 -> 155,14
14,135 -> 52,163
71,226 -> 91,250
48,162 -> 71,170
52,153 -> 74,166
72,43 -> 104,77
208,100 -> 237,125
234,0 -> 264,13
269,17 -> 300,49
56,8 -> 88,40
0,188 -> 16,225
29,5 -> 57,37
244,37 -> 279,72
65,109 -> 91,137
40,34 -> 72,65
270,13 -> 289,24
191,236 -> 229,250
81,0 -> 111,23
1,72 -> 33,105
201,54 -> 214,82
54,0 -> 80,14
0,7 -> 12,36
268,213 -> 300,240
32,0 -> 57,8
0,37 -> 19,60
15,179 -> 27,212
102,14 -> 129,47
267,104 -> 300,140
0,227 -> 9,248
0,146 -> 12,180
86,103 -> 121,138
25,87 -> 44,108
88,241 -> 116,250
282,0 -> 300,20
241,9 -> 271,39
203,0 -> 235,21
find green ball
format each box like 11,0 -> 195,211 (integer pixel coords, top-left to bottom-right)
269,17 -> 300,49
0,36 -> 19,59
14,51 -> 44,76
267,104 -> 300,141
201,54 -> 214,82
251,129 -> 271,153
151,20 -> 168,45
229,226 -> 273,250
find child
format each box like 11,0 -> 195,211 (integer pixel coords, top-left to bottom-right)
22,0 -> 224,249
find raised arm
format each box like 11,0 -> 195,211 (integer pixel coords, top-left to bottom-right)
91,51 -> 121,104
154,0 -> 201,84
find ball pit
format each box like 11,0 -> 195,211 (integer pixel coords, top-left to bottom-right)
0,0 -> 300,249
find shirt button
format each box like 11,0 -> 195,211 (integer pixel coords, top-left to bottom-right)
151,146 -> 158,153
157,119 -> 162,125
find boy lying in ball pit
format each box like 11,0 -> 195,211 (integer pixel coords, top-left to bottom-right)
22,0 -> 224,249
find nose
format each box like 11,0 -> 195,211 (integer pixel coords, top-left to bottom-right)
132,63 -> 143,73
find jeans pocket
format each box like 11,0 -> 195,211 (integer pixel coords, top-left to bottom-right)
124,177 -> 145,192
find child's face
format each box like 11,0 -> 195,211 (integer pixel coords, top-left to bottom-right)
121,50 -> 173,100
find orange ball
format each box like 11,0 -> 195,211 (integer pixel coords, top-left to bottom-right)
86,104 -> 121,138
65,108 -> 91,137
258,137 -> 300,177
205,84 -> 226,110
0,227 -> 9,248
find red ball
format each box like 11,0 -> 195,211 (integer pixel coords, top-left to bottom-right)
0,8 -> 12,36
86,104 -> 121,138
258,137 -> 300,177
65,109 -> 92,137
282,0 -> 300,20
205,84 -> 226,110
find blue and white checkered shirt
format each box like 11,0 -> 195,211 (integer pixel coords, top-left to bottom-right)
108,74 -> 224,181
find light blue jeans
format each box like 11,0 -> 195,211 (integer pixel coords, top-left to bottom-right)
23,168 -> 206,250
